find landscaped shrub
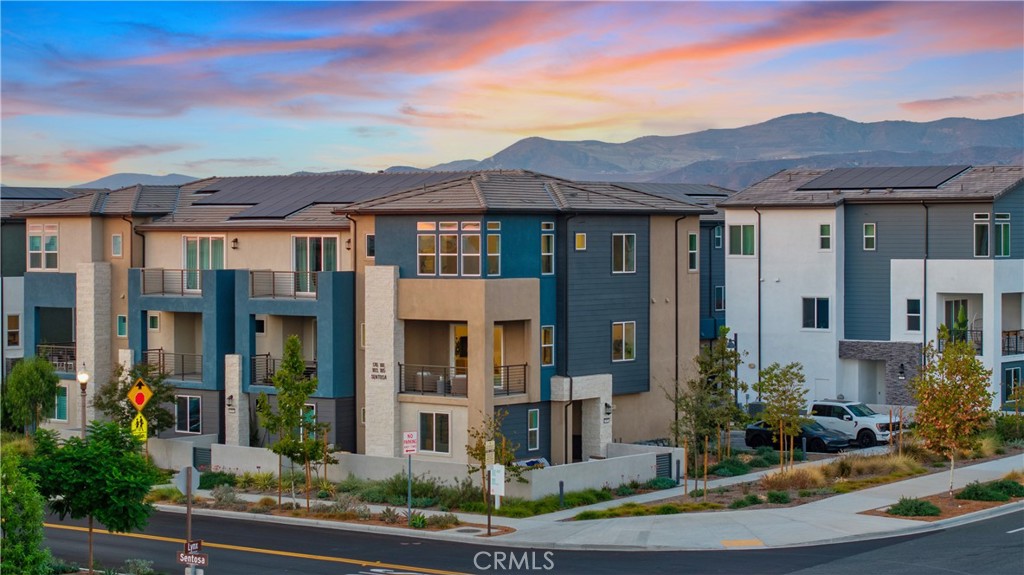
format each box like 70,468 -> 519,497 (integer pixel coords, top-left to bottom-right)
329,493 -> 359,514
710,457 -> 751,477
616,485 -> 636,496
425,512 -> 460,528
198,471 -> 237,489
644,477 -> 678,490
994,414 -> 1024,442
971,433 -> 1003,459
338,474 -> 369,493
355,504 -> 372,520
728,494 -> 762,509
379,507 -> 400,524
459,500 -> 487,513
988,479 -> 1024,498
956,481 -> 1010,502
766,491 -> 790,504
574,501 -> 722,519
402,510 -> 427,528
145,486 -> 184,503
47,558 -> 81,574
759,467 -> 826,491
688,488 -> 705,497
745,456 -> 773,468
210,485 -> 241,508
437,477 -> 479,510
887,496 -> 940,517
823,454 -> 925,479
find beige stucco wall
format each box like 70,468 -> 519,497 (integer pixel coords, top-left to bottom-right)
104,217 -> 135,368
143,228 -> 352,272
398,400 -> 469,464
346,214 -> 376,453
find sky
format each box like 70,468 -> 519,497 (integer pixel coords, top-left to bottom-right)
2,1 -> 1022,187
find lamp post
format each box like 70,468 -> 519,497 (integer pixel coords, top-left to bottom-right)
77,363 -> 90,438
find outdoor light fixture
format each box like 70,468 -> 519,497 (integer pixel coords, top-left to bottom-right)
231,238 -> 239,250
226,394 -> 234,408
604,402 -> 614,416
76,363 -> 90,438
898,363 -> 906,381
345,238 -> 352,251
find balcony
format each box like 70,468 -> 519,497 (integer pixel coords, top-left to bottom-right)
141,269 -> 203,295
36,343 -> 76,372
144,348 -> 203,381
250,271 -> 319,299
938,329 -> 983,355
492,364 -> 527,396
251,353 -> 318,385
1004,330 -> 1024,356
399,364 -> 469,397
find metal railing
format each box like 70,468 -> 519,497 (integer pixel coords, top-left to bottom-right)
251,353 -> 317,385
250,271 -> 319,299
3,357 -> 22,377
141,268 -> 203,295
36,343 -> 76,372
399,364 -> 469,397
938,329 -> 983,355
1003,330 -> 1024,356
493,364 -> 527,396
144,348 -> 203,381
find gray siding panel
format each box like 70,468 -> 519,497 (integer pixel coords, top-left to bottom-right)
499,402 -> 551,463
994,184 -> 1024,259
927,203 -> 991,260
699,221 -> 725,337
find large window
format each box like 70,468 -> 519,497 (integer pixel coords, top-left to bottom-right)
728,224 -> 754,256
183,235 -> 225,290
906,299 -> 921,332
1007,368 -> 1022,404
541,227 -> 554,275
487,234 -> 501,276
6,314 -> 20,347
802,297 -> 830,330
439,234 -> 459,275
417,234 -> 436,275
995,213 -> 1010,257
419,412 -> 450,454
612,233 -> 636,273
541,325 -> 554,366
52,385 -> 67,421
687,232 -> 698,271
28,224 -> 59,270
293,236 -> 338,292
461,234 -> 481,276
612,321 -> 636,362
863,223 -> 876,251
819,224 -> 831,250
974,213 -> 990,257
714,286 -> 725,312
175,396 -> 202,434
528,409 -> 540,451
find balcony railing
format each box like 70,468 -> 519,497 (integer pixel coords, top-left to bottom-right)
1004,330 -> 1024,356
36,343 -> 76,372
399,364 -> 469,397
142,268 -> 203,295
251,353 -> 318,385
250,271 -> 319,299
493,364 -> 527,396
144,348 -> 203,381
4,357 -> 22,377
938,329 -> 983,355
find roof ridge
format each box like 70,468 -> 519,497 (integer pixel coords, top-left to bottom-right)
546,181 -> 569,209
91,191 -> 108,214
470,176 -> 486,207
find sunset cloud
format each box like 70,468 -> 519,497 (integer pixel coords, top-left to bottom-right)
900,92 -> 1024,114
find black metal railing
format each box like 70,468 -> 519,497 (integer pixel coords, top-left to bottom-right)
35,343 -> 76,372
249,271 -> 318,299
141,268 -> 203,295
938,329 -> 983,355
251,353 -> 317,385
144,348 -> 203,381
493,364 -> 527,396
1002,330 -> 1024,356
399,364 -> 469,397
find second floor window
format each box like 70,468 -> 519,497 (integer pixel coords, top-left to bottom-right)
541,229 -> 554,275
6,315 -> 20,347
418,235 -> 436,275
728,225 -> 754,256
907,299 -> 921,332
183,235 -> 225,290
863,223 -> 876,251
974,213 -> 989,257
819,224 -> 831,250
687,232 -> 698,271
487,234 -> 501,276
28,224 -> 59,270
365,234 -> 376,258
461,235 -> 481,276
112,234 -> 123,258
995,213 -> 1010,257
802,297 -> 830,330
713,226 -> 723,249
439,234 -> 458,275
714,286 -> 725,311
294,236 -> 337,292
612,320 -> 636,362
612,233 -> 636,273
541,325 -> 554,366
116,315 -> 127,338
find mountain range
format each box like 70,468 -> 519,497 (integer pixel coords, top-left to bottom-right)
75,113 -> 1023,191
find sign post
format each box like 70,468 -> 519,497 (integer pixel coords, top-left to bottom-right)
172,466 -> 204,575
402,431 -> 418,525
485,440 -> 495,536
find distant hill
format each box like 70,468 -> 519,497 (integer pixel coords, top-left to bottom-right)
74,172 -> 198,189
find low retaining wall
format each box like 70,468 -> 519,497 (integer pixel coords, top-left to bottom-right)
506,453 -> 657,499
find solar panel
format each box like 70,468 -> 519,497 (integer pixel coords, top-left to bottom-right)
797,166 -> 970,191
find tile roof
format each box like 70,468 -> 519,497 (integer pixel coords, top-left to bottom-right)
605,182 -> 735,220
721,165 -> 1024,208
1,186 -> 79,200
12,185 -> 180,217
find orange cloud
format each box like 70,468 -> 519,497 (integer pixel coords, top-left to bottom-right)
900,92 -> 1024,114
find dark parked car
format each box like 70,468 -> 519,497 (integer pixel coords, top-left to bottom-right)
744,420 -> 852,453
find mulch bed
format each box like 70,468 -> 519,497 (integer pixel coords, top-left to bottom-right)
861,492 -> 1022,522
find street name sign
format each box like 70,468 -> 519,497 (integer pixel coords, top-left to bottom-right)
185,540 -> 202,553
176,552 -> 208,567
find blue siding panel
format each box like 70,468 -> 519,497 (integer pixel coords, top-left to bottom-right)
499,402 -> 551,463
23,272 -> 76,354
927,203 -> 991,260
994,184 -> 1024,259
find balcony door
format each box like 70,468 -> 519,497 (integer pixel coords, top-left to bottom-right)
183,236 -> 225,291
448,324 -> 503,379
294,236 -> 338,294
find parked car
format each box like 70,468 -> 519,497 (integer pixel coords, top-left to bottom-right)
744,420 -> 852,453
809,399 -> 901,448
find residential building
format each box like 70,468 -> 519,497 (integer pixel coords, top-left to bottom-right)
722,165 -> 1024,410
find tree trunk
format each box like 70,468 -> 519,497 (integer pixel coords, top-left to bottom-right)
305,458 -> 311,512
948,454 -> 955,498
87,515 -> 94,574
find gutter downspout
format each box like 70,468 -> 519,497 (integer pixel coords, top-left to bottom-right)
126,215 -> 146,267
343,213 -> 359,452
754,207 -> 763,397
922,202 -> 929,367
560,213 -> 578,464
673,215 -> 687,446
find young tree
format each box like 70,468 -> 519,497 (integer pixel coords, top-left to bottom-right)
256,335 -> 332,509
466,408 -> 528,502
754,362 -> 809,468
5,356 -> 59,436
92,363 -> 175,435
1,445 -> 52,575
25,423 -> 159,574
911,328 -> 994,496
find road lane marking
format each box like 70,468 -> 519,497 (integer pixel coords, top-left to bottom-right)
1007,526 -> 1024,534
45,523 -> 468,575
720,539 -> 764,548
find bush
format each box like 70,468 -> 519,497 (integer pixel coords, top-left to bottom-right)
728,494 -> 762,509
122,558 -> 157,575
426,512 -> 460,528
994,414 -> 1024,442
236,472 -> 257,489
760,467 -> 826,491
989,479 -> 1024,498
616,485 -> 636,496
823,454 -> 924,479
766,491 -> 791,504
251,471 -> 276,491
956,481 -> 1010,502
46,558 -> 81,574
210,485 -> 240,507
458,500 -> 487,514
688,488 -> 705,498
329,493 -> 359,514
644,477 -> 678,490
337,474 -> 369,493
252,496 -> 277,513
199,471 -> 237,489
887,496 -> 940,517
746,456 -> 773,468
710,457 -> 751,477
145,486 -> 184,503
379,507 -> 400,524
437,477 -> 479,510
355,504 -> 372,520
404,510 -> 427,528
971,433 -> 1003,459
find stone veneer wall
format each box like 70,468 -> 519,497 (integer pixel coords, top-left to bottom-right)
77,262 -> 111,427
838,340 -> 922,405
363,266 -> 403,456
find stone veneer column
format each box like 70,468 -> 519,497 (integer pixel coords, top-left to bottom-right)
224,354 -> 248,446
77,262 -> 111,429
364,266 -> 404,456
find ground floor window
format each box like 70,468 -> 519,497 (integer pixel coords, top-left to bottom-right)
175,395 -> 201,434
528,409 -> 540,451
52,385 -> 67,421
1007,367 -> 1022,403
419,411 -> 450,454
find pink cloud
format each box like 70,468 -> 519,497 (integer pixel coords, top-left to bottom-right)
1,144 -> 183,185
900,92 -> 1024,114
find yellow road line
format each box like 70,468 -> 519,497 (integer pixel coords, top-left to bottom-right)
45,523 -> 468,575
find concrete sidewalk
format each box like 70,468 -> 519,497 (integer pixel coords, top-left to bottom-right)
158,453 -> 1024,551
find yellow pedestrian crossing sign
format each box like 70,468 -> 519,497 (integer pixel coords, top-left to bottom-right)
131,412 -> 148,441
127,378 -> 153,411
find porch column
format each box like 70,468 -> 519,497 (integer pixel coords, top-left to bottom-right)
224,354 -> 248,446
466,317 -> 495,441
364,266 -> 404,456
76,262 -> 111,429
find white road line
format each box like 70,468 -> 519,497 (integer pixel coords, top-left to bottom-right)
1007,526 -> 1024,534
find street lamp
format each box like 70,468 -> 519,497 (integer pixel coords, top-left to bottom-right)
76,363 -> 90,438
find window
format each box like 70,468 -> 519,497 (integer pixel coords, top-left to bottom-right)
28,224 -> 59,270
612,321 -> 636,362
528,409 -> 540,451
365,234 -> 375,258
995,213 -> 1010,257
111,234 -> 123,258
293,235 -> 338,292
1007,368 -> 1022,404
487,234 -> 501,276
487,221 -> 501,231
906,299 -> 921,332
439,221 -> 458,231
255,316 -> 266,336
419,412 -> 450,454
541,232 -> 554,275
439,234 -> 459,275
116,315 -> 127,338
728,225 -> 754,256
5,315 -> 20,347
612,233 -> 636,273
819,224 -> 831,250
863,223 -> 876,251
52,385 -> 67,421
802,297 -> 830,329
461,221 -> 481,231
461,234 -> 481,276
974,213 -> 990,257
541,222 -> 555,231
175,396 -> 202,434
713,226 -> 723,249
183,235 -> 225,290
541,326 -> 554,366
575,233 -> 587,251
148,313 -> 160,331
300,403 -> 317,440
417,221 -> 437,231
714,286 -> 725,312
687,232 -> 698,271
417,235 -> 436,275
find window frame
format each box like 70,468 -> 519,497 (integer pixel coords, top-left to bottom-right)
5,314 -> 21,348
802,297 -> 830,330
541,232 -> 554,275
182,234 -> 225,290
255,315 -> 266,336
714,286 -> 726,312
541,325 -> 554,366
175,395 -> 202,434
487,233 -> 501,276
974,213 -> 990,257
906,299 -> 921,332
116,314 -> 128,338
417,234 -> 437,276
612,233 -> 637,274
611,320 -> 636,362
419,411 -> 451,454
438,233 -> 459,276
461,234 -> 481,277
527,408 -> 540,451
819,224 -> 831,251
28,223 -> 59,271
687,232 -> 698,272
148,312 -> 161,332
111,233 -> 123,258
728,224 -> 755,256
364,234 -> 376,259
1007,367 -> 1022,403
995,213 -> 1010,258
52,385 -> 68,421
713,226 -> 723,249
863,223 -> 876,251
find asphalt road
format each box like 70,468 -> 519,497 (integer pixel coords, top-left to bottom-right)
45,507 -> 1023,575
